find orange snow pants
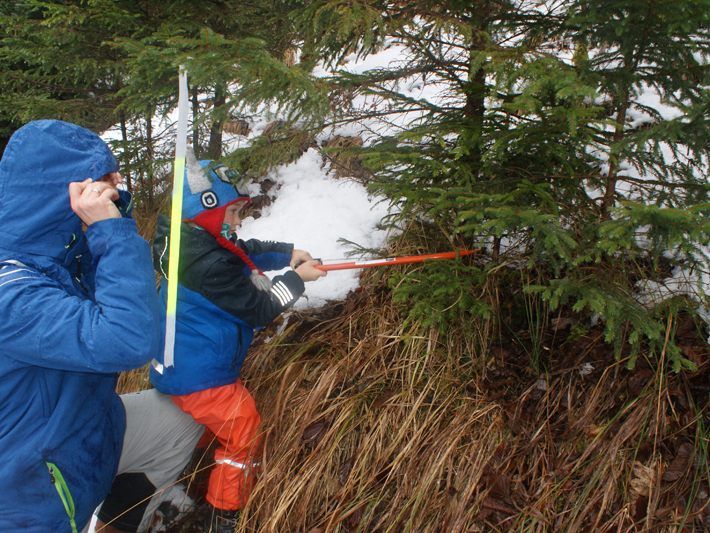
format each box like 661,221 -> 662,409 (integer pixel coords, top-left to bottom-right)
172,380 -> 261,511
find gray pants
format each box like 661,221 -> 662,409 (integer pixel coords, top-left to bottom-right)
90,389 -> 204,532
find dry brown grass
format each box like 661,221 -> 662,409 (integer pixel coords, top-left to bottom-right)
228,276 -> 709,532
114,219 -> 708,531
238,284 -> 498,531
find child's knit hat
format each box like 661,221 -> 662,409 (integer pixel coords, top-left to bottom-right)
183,152 -> 271,291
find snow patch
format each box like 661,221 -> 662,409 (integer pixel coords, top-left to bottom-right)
239,148 -> 391,308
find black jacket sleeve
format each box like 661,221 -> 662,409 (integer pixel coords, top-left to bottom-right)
197,254 -> 305,328
152,217 -> 303,328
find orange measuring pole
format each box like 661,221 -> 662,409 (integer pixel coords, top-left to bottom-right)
316,249 -> 479,271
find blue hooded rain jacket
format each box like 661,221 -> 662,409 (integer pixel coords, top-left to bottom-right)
0,120 -> 162,532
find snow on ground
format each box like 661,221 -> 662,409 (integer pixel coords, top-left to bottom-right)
239,148 -> 391,309
636,263 -> 710,343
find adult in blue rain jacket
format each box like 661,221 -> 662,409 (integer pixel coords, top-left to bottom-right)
0,120 -> 202,533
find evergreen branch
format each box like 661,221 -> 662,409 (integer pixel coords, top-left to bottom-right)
322,105 -> 432,129
615,176 -> 709,191
361,84 -> 449,115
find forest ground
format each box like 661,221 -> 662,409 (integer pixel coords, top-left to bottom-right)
119,265 -> 709,532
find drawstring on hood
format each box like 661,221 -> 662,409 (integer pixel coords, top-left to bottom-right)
182,151 -> 270,291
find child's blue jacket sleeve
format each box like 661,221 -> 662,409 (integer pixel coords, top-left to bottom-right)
238,238 -> 293,271
0,218 -> 162,373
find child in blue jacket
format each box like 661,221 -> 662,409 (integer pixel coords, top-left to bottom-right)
149,157 -> 325,530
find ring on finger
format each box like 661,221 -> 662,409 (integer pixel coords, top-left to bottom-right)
91,187 -> 102,194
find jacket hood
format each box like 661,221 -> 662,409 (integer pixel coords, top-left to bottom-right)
0,120 -> 118,262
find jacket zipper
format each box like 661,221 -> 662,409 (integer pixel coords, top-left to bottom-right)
46,462 -> 78,533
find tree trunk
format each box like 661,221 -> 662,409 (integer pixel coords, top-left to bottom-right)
492,235 -> 501,262
602,19 -> 648,219
191,84 -> 200,156
601,91 -> 630,219
119,113 -> 132,192
207,83 -> 226,159
462,62 -> 486,175
462,8 -> 490,180
145,107 -> 154,209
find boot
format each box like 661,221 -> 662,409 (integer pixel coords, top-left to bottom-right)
213,510 -> 240,533
199,503 -> 240,533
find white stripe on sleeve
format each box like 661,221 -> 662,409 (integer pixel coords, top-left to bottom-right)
275,281 -> 293,302
271,284 -> 289,306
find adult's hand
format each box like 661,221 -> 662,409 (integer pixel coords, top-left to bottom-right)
68,178 -> 121,226
295,259 -> 327,282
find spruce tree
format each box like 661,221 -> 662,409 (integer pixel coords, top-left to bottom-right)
0,0 -> 131,138
287,0 -> 708,370
2,1 -> 706,370
0,0 -> 316,207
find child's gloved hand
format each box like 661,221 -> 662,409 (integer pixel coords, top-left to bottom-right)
290,249 -> 314,269
295,260 -> 327,282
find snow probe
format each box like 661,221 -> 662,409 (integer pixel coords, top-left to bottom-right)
315,249 -> 479,271
160,66 -> 189,372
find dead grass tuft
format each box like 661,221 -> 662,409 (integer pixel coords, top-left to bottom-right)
233,277 -> 709,532
115,211 -> 708,531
